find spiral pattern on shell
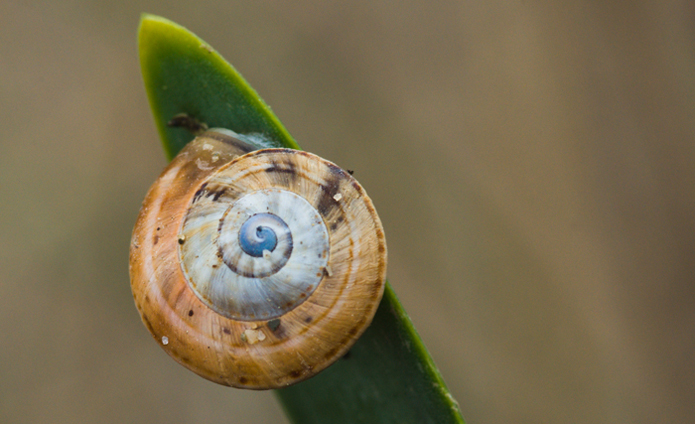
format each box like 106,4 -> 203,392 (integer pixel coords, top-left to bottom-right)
129,129 -> 387,389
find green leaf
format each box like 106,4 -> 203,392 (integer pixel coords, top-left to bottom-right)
138,14 -> 465,424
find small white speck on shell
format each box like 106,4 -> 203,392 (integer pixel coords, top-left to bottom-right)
202,143 -> 214,151
161,336 -> 169,345
195,158 -> 213,170
333,193 -> 343,201
243,328 -> 266,344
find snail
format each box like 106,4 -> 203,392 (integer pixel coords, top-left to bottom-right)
129,127 -> 387,389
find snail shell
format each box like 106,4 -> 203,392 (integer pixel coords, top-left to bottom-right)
129,129 -> 387,389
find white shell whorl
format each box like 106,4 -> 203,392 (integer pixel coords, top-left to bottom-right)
180,187 -> 330,320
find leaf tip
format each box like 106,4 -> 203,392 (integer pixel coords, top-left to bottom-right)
138,13 -> 183,40
138,13 -> 158,46
139,13 -> 166,24
138,13 -> 160,32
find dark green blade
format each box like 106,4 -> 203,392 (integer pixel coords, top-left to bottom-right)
138,14 -> 464,424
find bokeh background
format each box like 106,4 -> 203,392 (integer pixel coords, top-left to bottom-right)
2,1 -> 694,423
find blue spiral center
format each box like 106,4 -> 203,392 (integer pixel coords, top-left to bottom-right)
238,213 -> 286,257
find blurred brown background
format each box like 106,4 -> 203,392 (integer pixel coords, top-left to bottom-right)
2,1 -> 694,423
